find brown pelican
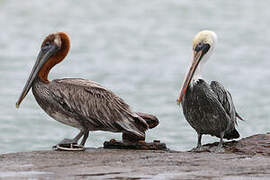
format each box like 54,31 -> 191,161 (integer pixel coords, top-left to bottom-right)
177,30 -> 243,152
16,32 -> 158,150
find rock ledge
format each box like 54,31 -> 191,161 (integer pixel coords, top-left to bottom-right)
0,134 -> 270,180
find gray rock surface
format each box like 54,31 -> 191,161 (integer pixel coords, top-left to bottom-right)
1,134 -> 270,180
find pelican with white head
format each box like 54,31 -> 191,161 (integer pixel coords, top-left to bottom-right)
177,30 -> 243,152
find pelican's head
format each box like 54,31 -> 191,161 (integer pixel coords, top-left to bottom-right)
16,32 -> 70,108
177,30 -> 218,104
192,30 -> 217,64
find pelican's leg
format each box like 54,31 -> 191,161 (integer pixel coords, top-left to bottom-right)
73,130 -> 84,142
79,131 -> 89,146
215,131 -> 225,153
53,130 -> 85,151
57,130 -> 84,145
191,133 -> 203,151
196,133 -> 202,149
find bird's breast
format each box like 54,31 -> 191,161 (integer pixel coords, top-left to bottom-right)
31,78 -> 82,129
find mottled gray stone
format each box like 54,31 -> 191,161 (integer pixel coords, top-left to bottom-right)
1,134 -> 270,180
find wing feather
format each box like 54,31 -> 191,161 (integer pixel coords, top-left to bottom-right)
49,78 -> 148,136
210,81 -> 242,125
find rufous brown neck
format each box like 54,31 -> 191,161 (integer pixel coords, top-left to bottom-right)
38,32 -> 70,83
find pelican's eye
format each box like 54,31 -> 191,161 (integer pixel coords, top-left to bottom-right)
45,41 -> 50,46
41,41 -> 51,52
195,42 -> 204,52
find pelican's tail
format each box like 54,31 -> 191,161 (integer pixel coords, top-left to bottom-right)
135,112 -> 159,129
117,112 -> 159,143
120,112 -> 159,143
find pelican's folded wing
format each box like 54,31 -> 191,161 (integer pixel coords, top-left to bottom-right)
49,78 -> 148,137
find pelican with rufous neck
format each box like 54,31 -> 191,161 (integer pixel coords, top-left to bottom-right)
16,32 -> 159,151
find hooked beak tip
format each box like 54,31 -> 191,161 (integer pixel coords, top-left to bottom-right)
16,102 -> 20,109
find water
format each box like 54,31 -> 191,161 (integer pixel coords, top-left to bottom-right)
0,0 -> 270,154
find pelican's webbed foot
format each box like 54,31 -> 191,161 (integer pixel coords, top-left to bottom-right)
190,133 -> 209,152
190,145 -> 209,152
191,146 -> 203,152
213,139 -> 225,153
58,138 -> 78,145
52,130 -> 88,151
214,131 -> 225,153
52,138 -> 84,151
214,145 -> 225,153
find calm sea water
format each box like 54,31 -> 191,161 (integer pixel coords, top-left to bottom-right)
0,0 -> 270,154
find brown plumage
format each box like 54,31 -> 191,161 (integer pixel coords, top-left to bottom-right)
16,32 -> 158,148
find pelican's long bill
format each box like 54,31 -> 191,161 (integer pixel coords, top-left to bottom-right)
16,44 -> 59,108
177,43 -> 210,104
